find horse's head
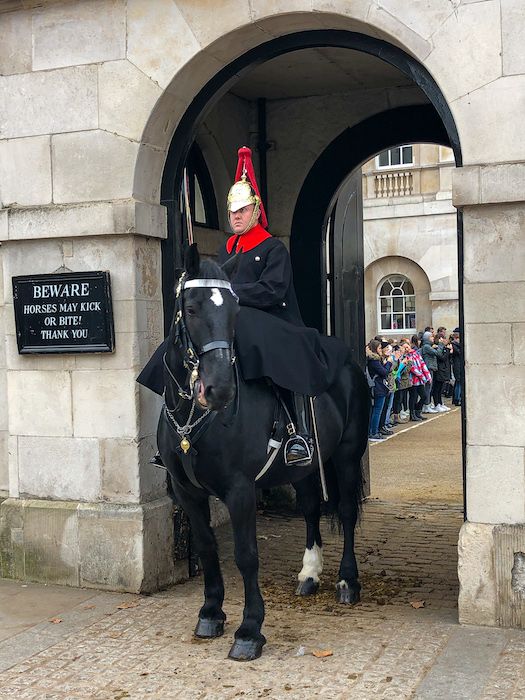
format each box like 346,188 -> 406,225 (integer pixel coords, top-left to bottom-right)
169,244 -> 239,411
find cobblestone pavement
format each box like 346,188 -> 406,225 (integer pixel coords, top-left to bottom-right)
1,409 -> 524,699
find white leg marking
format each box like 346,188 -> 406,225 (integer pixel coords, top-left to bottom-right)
210,288 -> 223,306
336,580 -> 349,590
297,543 -> 323,582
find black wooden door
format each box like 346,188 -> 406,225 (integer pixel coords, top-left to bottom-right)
328,170 -> 365,368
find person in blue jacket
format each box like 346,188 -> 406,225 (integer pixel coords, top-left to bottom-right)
366,339 -> 392,441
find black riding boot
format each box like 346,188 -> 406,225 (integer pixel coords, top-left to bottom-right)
284,393 -> 313,467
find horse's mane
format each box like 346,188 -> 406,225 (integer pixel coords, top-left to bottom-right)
197,258 -> 228,281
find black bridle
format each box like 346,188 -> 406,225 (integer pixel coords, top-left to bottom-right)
164,271 -> 238,403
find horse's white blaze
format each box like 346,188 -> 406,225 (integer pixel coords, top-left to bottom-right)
297,543 -> 323,582
210,288 -> 224,306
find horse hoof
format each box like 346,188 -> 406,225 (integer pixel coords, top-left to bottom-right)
194,618 -> 225,638
296,577 -> 319,596
228,637 -> 266,661
335,580 -> 360,605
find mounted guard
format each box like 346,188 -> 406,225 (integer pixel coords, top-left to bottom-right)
139,146 -> 349,468
136,146 -> 370,660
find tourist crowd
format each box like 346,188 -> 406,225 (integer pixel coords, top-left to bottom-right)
365,327 -> 463,442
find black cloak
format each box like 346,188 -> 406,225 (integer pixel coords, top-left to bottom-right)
137,235 -> 348,396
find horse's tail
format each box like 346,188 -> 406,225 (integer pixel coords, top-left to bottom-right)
321,458 -> 342,522
321,455 -> 365,531
322,358 -> 369,527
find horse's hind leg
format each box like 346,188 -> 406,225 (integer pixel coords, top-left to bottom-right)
293,474 -> 323,596
170,479 -> 226,638
332,443 -> 363,605
225,481 -> 266,661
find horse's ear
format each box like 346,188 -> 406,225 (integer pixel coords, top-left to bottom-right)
221,253 -> 240,280
184,243 -> 200,279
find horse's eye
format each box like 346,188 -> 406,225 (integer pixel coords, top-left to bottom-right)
186,307 -> 196,317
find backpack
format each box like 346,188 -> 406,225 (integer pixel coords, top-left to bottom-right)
364,366 -> 376,389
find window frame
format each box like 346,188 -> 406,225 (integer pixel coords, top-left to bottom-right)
376,145 -> 414,170
377,274 -> 417,334
185,143 -> 219,229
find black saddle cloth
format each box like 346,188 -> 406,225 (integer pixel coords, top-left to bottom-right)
234,306 -> 348,395
137,306 -> 349,397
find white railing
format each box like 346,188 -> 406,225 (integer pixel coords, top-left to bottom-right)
374,170 -> 413,198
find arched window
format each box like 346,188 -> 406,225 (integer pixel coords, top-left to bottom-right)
377,275 -> 416,333
185,143 -> 219,229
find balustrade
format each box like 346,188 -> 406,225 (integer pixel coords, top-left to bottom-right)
373,170 -> 413,198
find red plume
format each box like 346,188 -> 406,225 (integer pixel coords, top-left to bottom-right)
234,146 -> 268,229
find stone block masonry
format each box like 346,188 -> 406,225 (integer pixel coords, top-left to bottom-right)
0,496 -> 175,592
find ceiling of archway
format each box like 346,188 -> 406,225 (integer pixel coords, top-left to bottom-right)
231,47 -> 414,100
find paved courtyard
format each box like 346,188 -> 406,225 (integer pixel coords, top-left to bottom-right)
1,408 -> 524,699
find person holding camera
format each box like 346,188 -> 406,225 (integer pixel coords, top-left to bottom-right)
420,330 -> 439,414
433,331 -> 452,412
378,341 -> 396,435
406,339 -> 431,421
392,343 -> 412,423
451,328 -> 462,405
366,339 -> 392,441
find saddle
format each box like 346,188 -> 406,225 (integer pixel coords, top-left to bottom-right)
156,383 -> 312,486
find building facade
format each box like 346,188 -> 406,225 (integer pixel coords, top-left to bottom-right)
362,144 -> 458,341
0,0 -> 524,628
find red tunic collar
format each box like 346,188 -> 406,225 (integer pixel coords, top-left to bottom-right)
226,224 -> 272,254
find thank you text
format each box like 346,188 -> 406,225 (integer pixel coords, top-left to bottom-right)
13,271 -> 115,354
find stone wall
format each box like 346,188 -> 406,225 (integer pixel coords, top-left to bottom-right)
0,0 -> 173,591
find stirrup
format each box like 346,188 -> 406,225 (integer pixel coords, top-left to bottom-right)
284,434 -> 313,467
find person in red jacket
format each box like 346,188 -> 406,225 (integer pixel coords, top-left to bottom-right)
403,339 -> 431,421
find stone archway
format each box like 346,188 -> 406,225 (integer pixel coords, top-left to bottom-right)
290,104 -> 453,330
139,14 -> 471,607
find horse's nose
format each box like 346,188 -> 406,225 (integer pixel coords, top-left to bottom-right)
205,383 -> 234,408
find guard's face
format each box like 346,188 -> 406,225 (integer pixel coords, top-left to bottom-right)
229,204 -> 255,233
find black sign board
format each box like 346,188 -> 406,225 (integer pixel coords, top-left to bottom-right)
13,271 -> 115,354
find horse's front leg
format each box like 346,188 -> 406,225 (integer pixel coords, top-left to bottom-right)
225,479 -> 266,661
170,478 -> 226,638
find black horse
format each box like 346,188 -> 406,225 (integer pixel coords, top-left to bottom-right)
157,246 -> 369,661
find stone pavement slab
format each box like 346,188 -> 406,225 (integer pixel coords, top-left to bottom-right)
414,625 -> 510,700
0,580 -> 97,642
0,580 -> 137,673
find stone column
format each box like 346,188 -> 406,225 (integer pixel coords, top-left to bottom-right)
453,165 -> 525,628
0,241 -> 7,496
0,200 -> 177,592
